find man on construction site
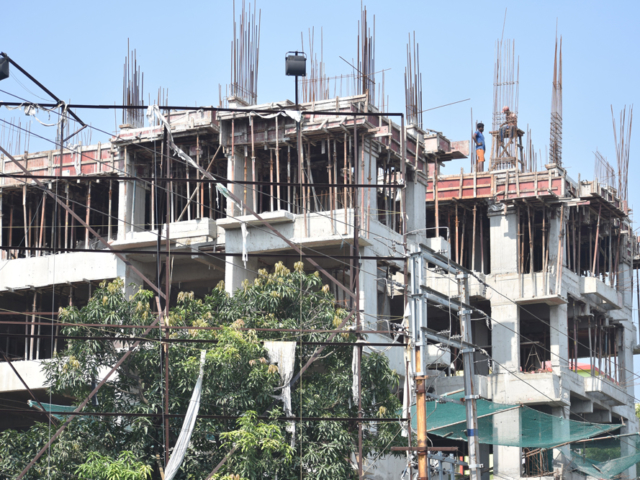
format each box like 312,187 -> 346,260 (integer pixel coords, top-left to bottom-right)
473,122 -> 485,172
500,105 -> 518,145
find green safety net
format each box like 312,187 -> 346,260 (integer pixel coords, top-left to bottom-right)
406,393 -> 618,448
569,433 -> 640,479
28,400 -> 78,421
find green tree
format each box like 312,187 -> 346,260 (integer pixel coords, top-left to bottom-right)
0,262 -> 402,479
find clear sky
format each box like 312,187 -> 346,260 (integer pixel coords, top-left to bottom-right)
2,0 -> 640,395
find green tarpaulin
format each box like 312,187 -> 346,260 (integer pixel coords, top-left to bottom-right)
406,393 -> 618,449
28,400 -> 78,421
570,433 -> 640,479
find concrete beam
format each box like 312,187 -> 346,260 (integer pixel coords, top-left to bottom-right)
583,409 -> 612,423
570,399 -> 593,414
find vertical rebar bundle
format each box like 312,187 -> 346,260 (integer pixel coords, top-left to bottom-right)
405,32 -> 422,128
229,0 -> 261,105
0,117 -> 31,156
357,5 -> 375,106
300,27 -> 330,103
611,105 -> 633,202
492,39 -> 519,133
594,149 -> 615,190
122,40 -> 145,128
549,36 -> 563,166
491,38 -> 519,167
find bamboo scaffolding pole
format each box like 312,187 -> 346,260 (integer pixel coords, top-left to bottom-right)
333,140 -> 338,232
528,205 -> 534,274
287,145 -> 291,213
275,117 -> 280,211
22,186 -> 28,257
37,192 -> 46,257
8,205 -> 13,260
434,169 -> 439,235
327,140 -> 334,234
472,205 -> 477,271
460,209 -> 466,267
269,148 -> 274,212
556,205 -> 565,293
588,320 -> 594,377
608,225 -> 613,286
29,291 -> 37,361
186,148 -> 192,220
344,133 -> 348,234
591,205 -> 601,276
517,206 -> 521,273
197,138 -> 201,219
85,183 -> 91,249
251,118 -> 256,212
480,208 -> 484,273
455,204 -> 459,263
577,209 -> 581,275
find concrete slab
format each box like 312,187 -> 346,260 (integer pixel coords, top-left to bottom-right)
217,210 -> 295,229
110,218 -> 216,249
0,252 -> 121,291
580,277 -> 623,310
584,376 -> 628,407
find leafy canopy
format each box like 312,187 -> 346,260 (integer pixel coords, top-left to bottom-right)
0,262 -> 402,480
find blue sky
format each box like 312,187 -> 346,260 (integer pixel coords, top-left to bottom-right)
2,0 -> 640,394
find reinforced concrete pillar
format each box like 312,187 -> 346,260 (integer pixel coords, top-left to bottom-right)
493,408 -> 522,479
618,261 -> 633,308
551,406 -> 571,476
117,148 -> 132,241
550,303 -> 569,374
488,203 -> 517,274
130,181 -> 146,234
226,151 -> 247,217
405,171 -> 427,236
490,300 -> 520,373
620,422 -> 637,480
359,246 -> 377,330
225,255 -> 258,296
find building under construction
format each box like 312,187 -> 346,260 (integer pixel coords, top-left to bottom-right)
0,5 -> 638,480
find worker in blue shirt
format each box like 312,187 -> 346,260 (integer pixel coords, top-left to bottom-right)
473,122 -> 485,172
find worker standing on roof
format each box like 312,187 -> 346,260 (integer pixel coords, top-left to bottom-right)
473,122 -> 485,172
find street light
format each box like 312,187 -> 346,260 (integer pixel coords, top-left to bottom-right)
285,51 -> 306,107
0,56 -> 9,81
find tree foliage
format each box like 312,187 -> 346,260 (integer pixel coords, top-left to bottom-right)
0,262 -> 402,479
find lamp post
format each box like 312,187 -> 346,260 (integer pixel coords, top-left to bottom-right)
0,56 -> 9,81
285,51 -> 306,108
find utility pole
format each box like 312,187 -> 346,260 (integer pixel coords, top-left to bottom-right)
409,247 -> 428,479
458,271 -> 481,480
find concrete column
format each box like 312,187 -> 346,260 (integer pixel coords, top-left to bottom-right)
618,261 -> 633,308
359,246 -> 377,330
551,406 -> 571,477
473,318 -> 490,375
618,322 -> 636,399
490,300 -> 520,373
225,255 -> 258,296
493,408 -> 522,479
405,172 -> 427,235
361,138 -> 377,233
620,422 -> 637,480
479,444 -> 491,480
547,207 -> 566,295
487,204 -> 517,274
130,181 -> 146,233
117,149 -> 132,241
550,303 -> 569,374
227,152 -> 246,217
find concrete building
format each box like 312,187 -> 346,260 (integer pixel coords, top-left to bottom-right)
0,92 -> 637,479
